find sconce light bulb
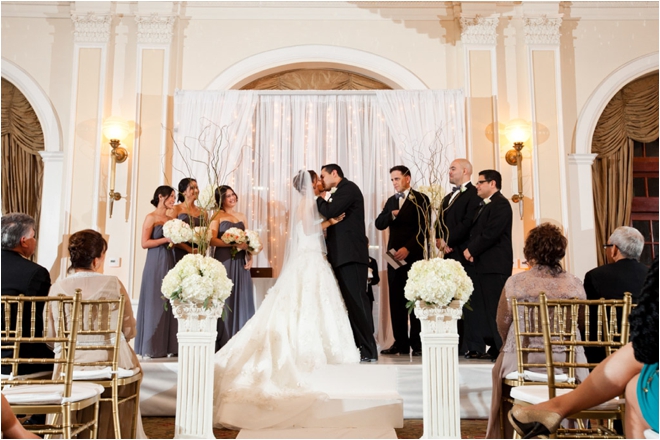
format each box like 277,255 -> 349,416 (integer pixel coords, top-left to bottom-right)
504,118 -> 532,144
102,117 -> 130,142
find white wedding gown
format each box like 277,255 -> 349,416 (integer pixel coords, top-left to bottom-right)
212,221 -> 360,430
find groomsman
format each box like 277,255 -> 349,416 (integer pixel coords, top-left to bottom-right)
463,170 -> 513,360
317,164 -> 378,362
375,166 -> 430,356
436,159 -> 482,357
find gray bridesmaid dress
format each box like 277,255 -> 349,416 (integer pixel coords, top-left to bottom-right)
135,224 -> 178,357
214,220 -> 255,350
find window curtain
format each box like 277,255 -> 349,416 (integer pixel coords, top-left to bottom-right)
173,90 -> 466,346
1,78 -> 45,242
591,73 -> 659,266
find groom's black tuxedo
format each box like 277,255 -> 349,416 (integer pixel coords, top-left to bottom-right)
317,178 -> 377,360
375,189 -> 430,353
438,182 -> 482,265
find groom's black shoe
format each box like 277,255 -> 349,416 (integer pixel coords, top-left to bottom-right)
380,346 -> 408,355
411,350 -> 422,356
360,357 -> 378,363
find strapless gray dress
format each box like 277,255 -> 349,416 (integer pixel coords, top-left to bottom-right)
214,220 -> 255,350
135,224 -> 178,357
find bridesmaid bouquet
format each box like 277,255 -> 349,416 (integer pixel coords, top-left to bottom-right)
163,219 -> 193,249
161,254 -> 233,310
245,230 -> 262,255
221,227 -> 247,259
404,258 -> 473,311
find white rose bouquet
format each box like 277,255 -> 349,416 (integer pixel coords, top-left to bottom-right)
161,254 -> 233,310
163,219 -> 193,249
245,229 -> 262,255
221,227 -> 247,259
404,258 -> 473,310
197,185 -> 217,210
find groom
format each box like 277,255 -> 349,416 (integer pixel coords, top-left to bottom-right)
317,164 -> 378,362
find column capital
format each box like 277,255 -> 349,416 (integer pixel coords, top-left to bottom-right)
70,12 -> 112,43
38,151 -> 65,162
523,14 -> 563,45
135,13 -> 176,44
567,153 -> 598,166
460,14 -> 499,45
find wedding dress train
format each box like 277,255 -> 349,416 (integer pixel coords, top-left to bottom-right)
212,221 -> 360,430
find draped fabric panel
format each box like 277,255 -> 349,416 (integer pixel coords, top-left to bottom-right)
591,73 -> 659,265
1,78 -> 45,241
173,90 -> 466,347
241,69 -> 392,91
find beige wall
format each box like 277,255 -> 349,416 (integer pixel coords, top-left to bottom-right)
1,1 -> 658,292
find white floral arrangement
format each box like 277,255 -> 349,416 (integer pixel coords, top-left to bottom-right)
404,258 -> 473,309
417,184 -> 446,210
161,254 -> 233,309
197,185 -> 217,210
191,226 -> 213,246
163,219 -> 193,247
245,229 -> 262,255
221,227 -> 247,259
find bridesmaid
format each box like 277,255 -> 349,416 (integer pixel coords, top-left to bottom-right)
210,185 -> 255,350
135,185 -> 178,358
171,177 -> 204,261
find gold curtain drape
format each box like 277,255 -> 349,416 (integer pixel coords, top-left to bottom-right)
1,78 -> 45,235
591,73 -> 659,265
241,68 -> 391,90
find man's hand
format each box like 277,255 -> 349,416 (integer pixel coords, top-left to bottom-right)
392,209 -> 400,217
463,248 -> 474,262
393,247 -> 409,261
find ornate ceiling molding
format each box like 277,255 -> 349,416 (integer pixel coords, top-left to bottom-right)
523,15 -> 562,45
70,12 -> 111,43
459,15 -> 499,46
135,13 -> 176,44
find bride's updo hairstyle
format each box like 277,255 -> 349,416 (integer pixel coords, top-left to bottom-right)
67,229 -> 108,273
150,185 -> 175,207
177,178 -> 197,203
293,170 -> 316,194
215,185 -> 238,210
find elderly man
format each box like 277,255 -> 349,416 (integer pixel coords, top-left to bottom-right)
584,226 -> 648,363
1,213 -> 53,376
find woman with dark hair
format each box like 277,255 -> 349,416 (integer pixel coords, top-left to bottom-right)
135,185 -> 178,358
486,223 -> 587,438
171,177 -> 204,262
45,229 -> 146,438
209,185 -> 254,347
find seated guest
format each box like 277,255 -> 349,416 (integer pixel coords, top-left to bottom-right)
509,257 -> 658,439
1,394 -> 39,439
45,230 -> 146,439
1,213 -> 54,377
584,226 -> 648,363
486,223 -> 587,438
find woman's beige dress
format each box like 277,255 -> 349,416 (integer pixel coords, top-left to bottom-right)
485,266 -> 588,438
46,272 -> 146,439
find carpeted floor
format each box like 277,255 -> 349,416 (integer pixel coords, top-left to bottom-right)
142,417 -> 488,439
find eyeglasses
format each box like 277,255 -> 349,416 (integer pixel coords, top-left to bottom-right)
476,179 -> 493,186
603,243 -> 614,249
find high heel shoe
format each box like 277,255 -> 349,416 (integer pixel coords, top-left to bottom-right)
508,405 -> 562,439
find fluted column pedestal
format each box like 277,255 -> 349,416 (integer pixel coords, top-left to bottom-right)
171,300 -> 223,439
415,300 -> 463,439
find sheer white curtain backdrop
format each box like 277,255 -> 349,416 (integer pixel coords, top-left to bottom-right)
172,90 -> 466,347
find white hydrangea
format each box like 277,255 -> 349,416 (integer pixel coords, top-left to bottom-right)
163,219 -> 193,244
245,229 -> 262,255
404,258 -> 473,306
161,254 -> 233,309
197,185 -> 217,210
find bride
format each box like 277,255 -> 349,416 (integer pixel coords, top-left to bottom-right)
212,169 -> 360,430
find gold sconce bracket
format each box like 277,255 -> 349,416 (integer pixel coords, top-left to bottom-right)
109,139 -> 128,163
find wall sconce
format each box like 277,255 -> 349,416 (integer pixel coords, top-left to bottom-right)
504,119 -> 532,217
102,117 -> 130,218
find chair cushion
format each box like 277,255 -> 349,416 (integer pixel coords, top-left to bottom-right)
3,382 -> 104,405
1,371 -> 52,381
644,429 -> 659,439
504,370 -> 569,383
510,385 -> 624,410
72,367 -> 140,380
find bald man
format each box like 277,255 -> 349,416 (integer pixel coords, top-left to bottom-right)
436,159 -> 483,358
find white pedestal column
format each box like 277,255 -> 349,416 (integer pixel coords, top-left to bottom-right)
171,300 -> 224,439
415,300 -> 463,439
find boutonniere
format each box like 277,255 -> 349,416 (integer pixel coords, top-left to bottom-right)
328,186 -> 338,203
408,193 -> 416,201
483,198 -> 492,205
460,186 -> 467,193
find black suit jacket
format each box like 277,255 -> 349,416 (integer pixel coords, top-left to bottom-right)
466,191 -> 513,275
583,258 -> 648,303
438,183 -> 482,263
317,178 -> 369,268
367,257 -> 380,302
375,189 -> 430,263
1,249 -> 54,375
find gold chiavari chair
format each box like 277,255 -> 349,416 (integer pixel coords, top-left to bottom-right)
69,293 -> 143,439
510,292 -> 632,439
1,292 -> 103,438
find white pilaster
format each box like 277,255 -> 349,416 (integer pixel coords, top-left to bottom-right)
37,151 -> 65,272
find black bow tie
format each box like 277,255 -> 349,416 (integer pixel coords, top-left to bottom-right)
395,192 -> 405,199
452,186 -> 461,193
